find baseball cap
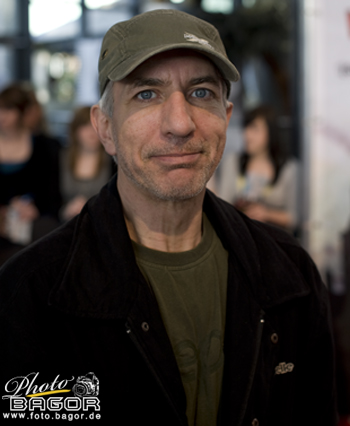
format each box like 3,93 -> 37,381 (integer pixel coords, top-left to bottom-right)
98,9 -> 240,96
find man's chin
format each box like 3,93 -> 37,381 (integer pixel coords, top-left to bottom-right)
118,164 -> 211,202
145,180 -> 207,202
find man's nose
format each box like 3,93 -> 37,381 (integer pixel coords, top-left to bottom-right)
160,92 -> 196,140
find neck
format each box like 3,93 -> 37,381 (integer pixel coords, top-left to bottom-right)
249,149 -> 270,161
250,150 -> 271,162
117,174 -> 205,253
78,146 -> 100,154
0,127 -> 29,141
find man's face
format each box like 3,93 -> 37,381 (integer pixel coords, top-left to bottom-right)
106,50 -> 232,202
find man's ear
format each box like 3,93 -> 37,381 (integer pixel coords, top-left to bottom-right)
90,105 -> 117,156
225,101 -> 233,129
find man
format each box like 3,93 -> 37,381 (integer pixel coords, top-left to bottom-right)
0,9 -> 337,426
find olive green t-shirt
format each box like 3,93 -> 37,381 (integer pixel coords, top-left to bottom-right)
132,214 -> 228,426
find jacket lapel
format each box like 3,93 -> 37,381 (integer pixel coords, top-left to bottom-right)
49,177 -> 142,318
126,282 -> 188,425
203,191 -> 310,425
203,190 -> 311,309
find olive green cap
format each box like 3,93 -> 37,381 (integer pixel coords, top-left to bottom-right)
98,9 -> 240,96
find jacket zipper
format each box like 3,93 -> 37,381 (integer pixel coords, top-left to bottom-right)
125,322 -> 188,426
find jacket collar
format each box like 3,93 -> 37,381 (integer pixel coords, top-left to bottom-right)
49,175 -> 142,318
49,174 -> 310,318
203,191 -> 310,309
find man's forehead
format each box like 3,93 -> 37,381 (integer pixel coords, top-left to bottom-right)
121,49 -> 221,85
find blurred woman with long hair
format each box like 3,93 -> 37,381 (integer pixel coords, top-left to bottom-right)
0,83 -> 61,264
214,105 -> 299,232
60,106 -> 114,221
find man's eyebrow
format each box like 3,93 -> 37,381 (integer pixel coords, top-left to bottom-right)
127,75 -> 221,89
189,76 -> 221,87
129,78 -> 168,89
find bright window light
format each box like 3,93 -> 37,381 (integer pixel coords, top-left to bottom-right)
29,0 -> 81,37
170,0 -> 186,4
201,0 -> 234,14
85,0 -> 119,9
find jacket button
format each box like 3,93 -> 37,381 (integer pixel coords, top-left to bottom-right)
271,333 -> 279,344
252,418 -> 259,426
141,322 -> 149,332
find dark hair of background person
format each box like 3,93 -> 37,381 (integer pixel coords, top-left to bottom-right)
0,83 -> 33,121
68,106 -> 106,176
239,105 -> 288,185
0,83 -> 49,136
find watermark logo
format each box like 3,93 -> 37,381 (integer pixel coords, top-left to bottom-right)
2,372 -> 101,421
72,373 -> 99,398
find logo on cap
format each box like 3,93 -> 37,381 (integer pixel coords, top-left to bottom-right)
184,32 -> 214,50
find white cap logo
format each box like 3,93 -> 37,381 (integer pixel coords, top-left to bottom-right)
184,32 -> 214,50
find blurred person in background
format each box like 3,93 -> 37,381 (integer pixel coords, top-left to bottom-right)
211,105 -> 299,233
24,85 -> 50,137
0,83 -> 61,265
59,106 -> 114,221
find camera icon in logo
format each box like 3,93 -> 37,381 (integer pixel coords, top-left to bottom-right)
72,372 -> 99,398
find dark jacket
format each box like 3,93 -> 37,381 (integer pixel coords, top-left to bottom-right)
0,134 -> 62,216
0,175 -> 338,425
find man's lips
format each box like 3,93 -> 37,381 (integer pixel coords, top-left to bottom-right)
150,152 -> 202,164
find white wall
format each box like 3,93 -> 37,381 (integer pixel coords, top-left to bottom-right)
302,0 -> 350,289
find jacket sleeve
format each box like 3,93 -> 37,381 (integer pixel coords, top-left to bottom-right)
283,243 -> 339,425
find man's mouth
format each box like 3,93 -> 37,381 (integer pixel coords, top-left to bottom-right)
150,152 -> 202,165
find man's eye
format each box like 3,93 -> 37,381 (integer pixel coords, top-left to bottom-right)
192,88 -> 210,98
137,90 -> 156,100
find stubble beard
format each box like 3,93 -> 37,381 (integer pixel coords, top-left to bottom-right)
111,125 -> 219,202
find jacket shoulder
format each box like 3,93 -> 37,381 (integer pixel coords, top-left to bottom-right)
248,218 -> 313,270
239,206 -> 319,282
206,191 -> 324,300
210,190 -> 303,250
